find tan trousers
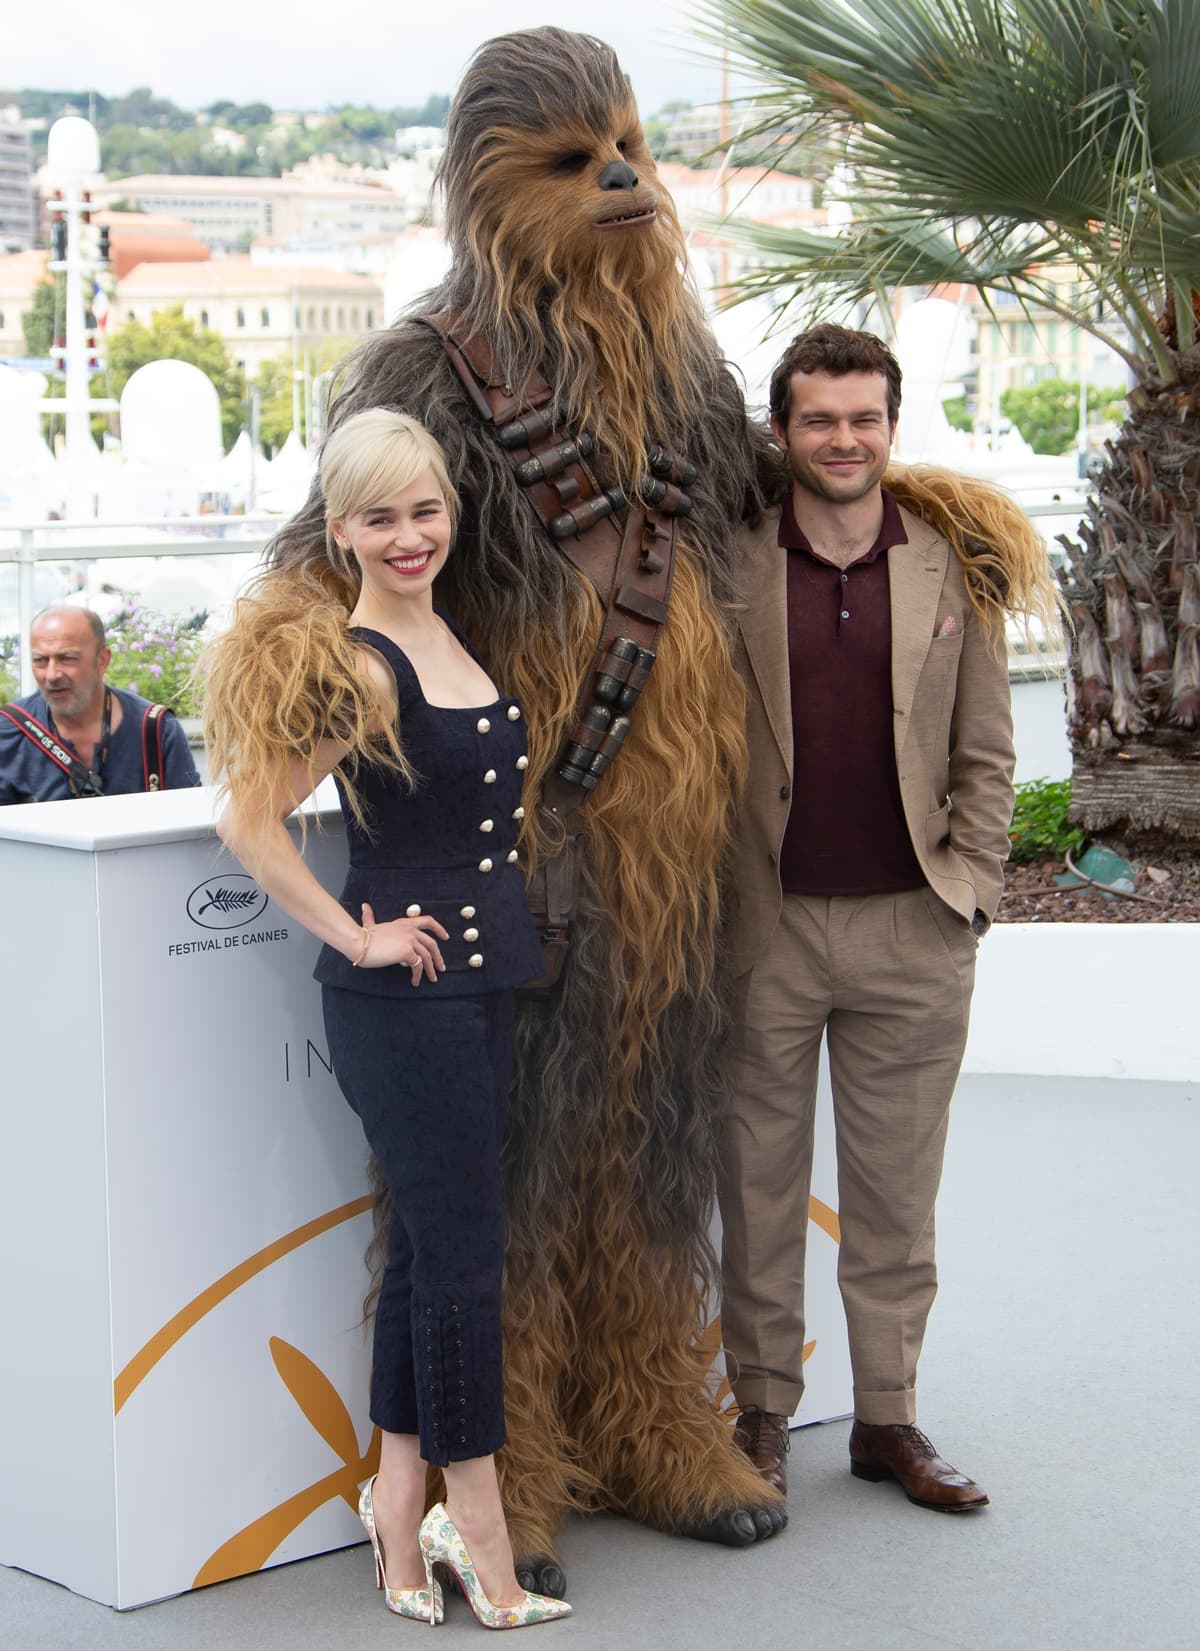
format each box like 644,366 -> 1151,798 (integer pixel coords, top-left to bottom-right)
718,887 -> 978,1425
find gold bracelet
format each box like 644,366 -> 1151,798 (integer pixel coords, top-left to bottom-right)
351,925 -> 373,967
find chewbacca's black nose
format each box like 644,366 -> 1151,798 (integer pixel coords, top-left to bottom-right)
598,158 -> 638,190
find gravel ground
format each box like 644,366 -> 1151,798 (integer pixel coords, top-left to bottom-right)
997,855 -> 1200,922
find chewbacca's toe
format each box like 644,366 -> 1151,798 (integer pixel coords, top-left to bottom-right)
680,1506 -> 759,1546
515,1557 -> 567,1596
756,1503 -> 788,1537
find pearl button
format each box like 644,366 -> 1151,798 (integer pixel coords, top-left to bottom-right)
479,819 -> 494,832
507,705 -> 520,721
516,755 -> 528,770
483,769 -> 497,783
460,905 -> 476,918
478,858 -> 493,872
405,903 -> 421,917
512,806 -> 524,820
506,849 -> 519,864
476,717 -> 491,733
468,954 -> 484,968
463,927 -> 479,942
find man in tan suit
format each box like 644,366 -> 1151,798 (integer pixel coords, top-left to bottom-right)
722,324 -> 1014,1513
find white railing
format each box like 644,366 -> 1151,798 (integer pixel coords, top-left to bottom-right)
1,494 -> 1086,695
0,517 -> 275,694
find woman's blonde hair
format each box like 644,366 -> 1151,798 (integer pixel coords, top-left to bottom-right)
203,409 -> 459,833
321,407 -> 460,577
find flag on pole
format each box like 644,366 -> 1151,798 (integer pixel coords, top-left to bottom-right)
92,277 -> 110,332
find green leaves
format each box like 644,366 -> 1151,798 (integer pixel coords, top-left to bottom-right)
1008,777 -> 1086,864
697,0 -> 1200,376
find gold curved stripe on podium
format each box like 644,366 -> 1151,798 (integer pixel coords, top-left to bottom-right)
809,1195 -> 841,1244
113,1194 -> 377,1414
193,1338 -> 381,1589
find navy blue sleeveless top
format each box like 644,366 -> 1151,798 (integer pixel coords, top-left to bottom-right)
313,622 -> 543,998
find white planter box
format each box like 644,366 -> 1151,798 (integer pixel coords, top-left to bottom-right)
965,922 -> 1198,1082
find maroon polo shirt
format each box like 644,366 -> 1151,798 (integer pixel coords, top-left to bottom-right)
778,487 -> 926,897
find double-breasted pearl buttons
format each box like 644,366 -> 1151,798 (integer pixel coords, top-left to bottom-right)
516,755 -> 528,770
463,927 -> 479,942
479,819 -> 494,833
507,706 -> 521,721
405,903 -> 421,917
512,806 -> 525,820
468,954 -> 484,968
478,858 -> 493,873
506,849 -> 519,864
483,769 -> 497,784
460,905 -> 476,919
476,717 -> 491,734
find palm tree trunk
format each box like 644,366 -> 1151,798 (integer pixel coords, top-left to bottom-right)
1059,342 -> 1200,851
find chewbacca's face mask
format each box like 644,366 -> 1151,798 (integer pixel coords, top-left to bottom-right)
458,100 -> 681,292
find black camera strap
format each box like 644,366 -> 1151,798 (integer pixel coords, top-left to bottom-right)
0,688 -> 111,797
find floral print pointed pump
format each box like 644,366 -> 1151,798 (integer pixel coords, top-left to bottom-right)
359,1475 -> 446,1624
418,1503 -> 572,1629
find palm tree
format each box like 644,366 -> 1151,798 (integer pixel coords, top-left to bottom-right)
699,0 -> 1200,851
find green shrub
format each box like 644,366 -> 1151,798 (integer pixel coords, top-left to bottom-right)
0,636 -> 17,703
104,602 -> 208,717
1008,777 -> 1085,864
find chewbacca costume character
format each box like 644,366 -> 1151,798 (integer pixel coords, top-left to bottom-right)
269,30 -> 783,1581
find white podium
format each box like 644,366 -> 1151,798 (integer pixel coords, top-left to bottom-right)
0,787 -> 850,1611
0,786 -> 377,1608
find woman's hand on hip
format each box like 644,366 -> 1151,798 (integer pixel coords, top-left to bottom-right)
357,901 -> 449,987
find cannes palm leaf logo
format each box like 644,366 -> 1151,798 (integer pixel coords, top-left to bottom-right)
197,886 -> 259,917
186,874 -> 268,930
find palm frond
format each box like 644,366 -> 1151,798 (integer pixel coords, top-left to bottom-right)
696,0 -> 1200,377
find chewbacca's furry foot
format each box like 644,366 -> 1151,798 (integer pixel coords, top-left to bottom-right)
515,1556 -> 568,1596
679,1501 -> 787,1545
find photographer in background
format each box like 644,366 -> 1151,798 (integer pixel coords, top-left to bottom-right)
0,606 -> 200,804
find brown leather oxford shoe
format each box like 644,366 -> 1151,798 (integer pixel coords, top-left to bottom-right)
848,1421 -> 988,1512
732,1406 -> 790,1497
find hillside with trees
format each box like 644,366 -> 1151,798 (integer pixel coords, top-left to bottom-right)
0,86 -> 451,178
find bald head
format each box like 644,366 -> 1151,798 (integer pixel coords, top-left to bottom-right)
32,605 -> 106,651
30,606 -> 111,724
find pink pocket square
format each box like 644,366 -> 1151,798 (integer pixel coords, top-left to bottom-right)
935,614 -> 959,639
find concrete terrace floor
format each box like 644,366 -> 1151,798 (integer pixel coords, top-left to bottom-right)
5,1073 -> 1196,1651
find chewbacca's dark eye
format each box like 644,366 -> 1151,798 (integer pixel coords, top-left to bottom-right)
555,151 -> 590,172
616,141 -> 627,153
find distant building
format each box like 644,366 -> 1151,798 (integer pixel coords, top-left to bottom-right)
396,126 -> 443,153
94,211 -> 211,278
109,257 -> 384,374
657,164 -> 818,227
93,170 -> 415,253
0,109 -> 36,253
971,275 -> 1130,430
663,103 -> 798,164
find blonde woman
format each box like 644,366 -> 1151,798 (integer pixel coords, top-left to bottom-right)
206,409 -> 569,1630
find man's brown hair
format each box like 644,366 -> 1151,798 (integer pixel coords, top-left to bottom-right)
769,322 -> 903,427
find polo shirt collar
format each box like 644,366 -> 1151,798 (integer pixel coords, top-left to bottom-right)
778,486 -> 908,567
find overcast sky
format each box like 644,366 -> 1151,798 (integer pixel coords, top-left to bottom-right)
4,1 -> 732,117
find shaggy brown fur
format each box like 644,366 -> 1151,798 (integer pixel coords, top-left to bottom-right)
268,28 -> 782,1565
886,464 -> 1065,646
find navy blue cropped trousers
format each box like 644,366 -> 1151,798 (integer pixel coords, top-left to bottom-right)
321,986 -> 514,1467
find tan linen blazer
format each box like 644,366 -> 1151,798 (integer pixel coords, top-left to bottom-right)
728,502 -> 1016,977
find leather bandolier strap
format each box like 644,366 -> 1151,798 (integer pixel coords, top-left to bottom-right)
427,310 -> 696,989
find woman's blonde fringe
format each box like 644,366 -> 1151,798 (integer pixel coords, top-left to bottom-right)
887,464 -> 1067,650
